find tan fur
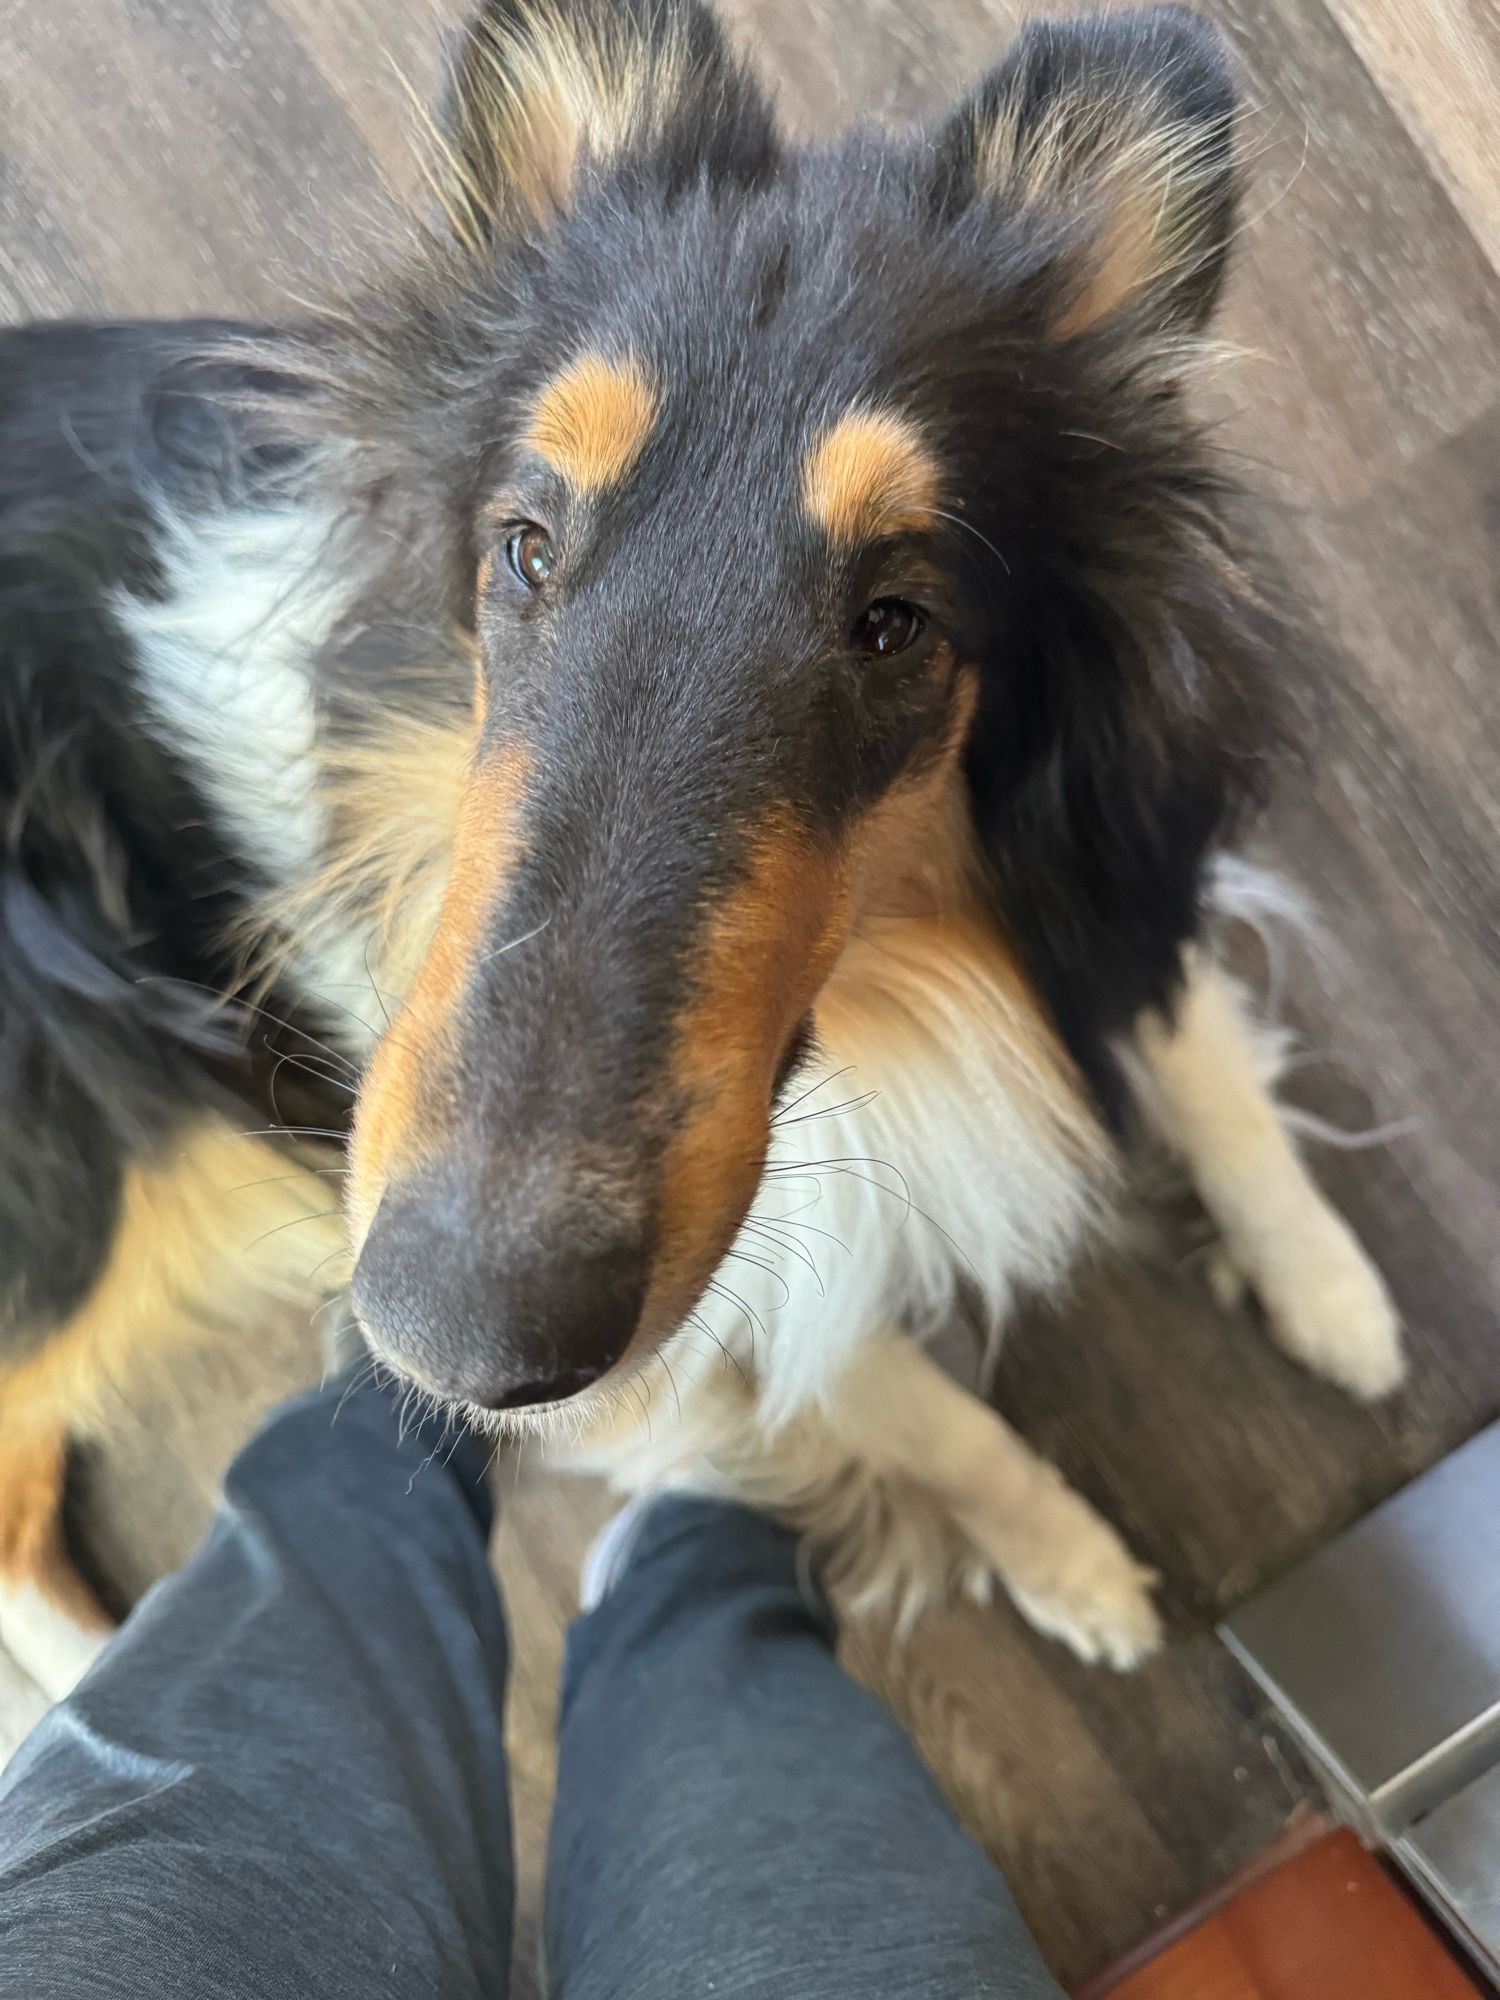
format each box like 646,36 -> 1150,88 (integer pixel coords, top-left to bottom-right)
249,712 -> 476,1007
0,1120 -> 343,1610
625,1331 -> 1161,1663
348,745 -> 533,1243
847,660 -> 979,922
802,407 -> 941,549
0,1428 -> 105,1626
526,351 -> 660,493
972,91 -> 1228,337
820,907 -> 1105,1176
842,666 -> 1100,1164
0,1122 -> 344,1440
644,815 -> 854,1341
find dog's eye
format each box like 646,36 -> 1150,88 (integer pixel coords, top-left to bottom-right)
852,598 -> 925,657
505,524 -> 555,590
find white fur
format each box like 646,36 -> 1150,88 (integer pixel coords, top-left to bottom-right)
694,918 -> 1108,1430
560,914 -> 1174,1663
573,1328 -> 1163,1663
829,1333 -> 1162,1666
115,502 -> 381,1044
0,1583 -> 107,1712
0,1637 -> 51,1770
1134,954 -> 1405,1400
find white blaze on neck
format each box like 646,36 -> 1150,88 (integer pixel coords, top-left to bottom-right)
116,499 -> 382,1049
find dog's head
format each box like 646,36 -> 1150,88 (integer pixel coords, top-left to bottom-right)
332,1 -> 1275,1415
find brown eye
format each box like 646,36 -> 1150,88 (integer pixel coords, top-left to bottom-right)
852,598 -> 925,657
506,524 -> 554,590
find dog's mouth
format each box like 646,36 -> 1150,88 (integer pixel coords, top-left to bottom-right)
450,1375 -> 615,1440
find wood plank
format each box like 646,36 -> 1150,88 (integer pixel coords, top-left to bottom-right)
271,0 -> 453,186
1207,0 -> 1500,504
1097,1831 -> 1483,1999
0,0 -> 378,316
1107,1926 -> 1264,2000
1321,0 -> 1500,279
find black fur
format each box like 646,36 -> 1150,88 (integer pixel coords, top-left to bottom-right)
0,325 -> 344,1354
254,1 -> 1288,1113
1,2 -> 1295,1386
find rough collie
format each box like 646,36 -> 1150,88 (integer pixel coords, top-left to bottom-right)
0,0 -> 1401,1695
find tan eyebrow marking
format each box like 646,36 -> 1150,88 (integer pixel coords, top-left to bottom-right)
801,406 -> 941,548
525,351 -> 660,492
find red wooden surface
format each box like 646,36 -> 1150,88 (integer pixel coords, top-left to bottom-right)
1092,1831 -> 1483,2000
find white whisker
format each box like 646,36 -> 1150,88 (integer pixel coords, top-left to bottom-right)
476,914 -> 552,967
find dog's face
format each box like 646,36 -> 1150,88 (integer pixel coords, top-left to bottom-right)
344,1 -> 1250,1415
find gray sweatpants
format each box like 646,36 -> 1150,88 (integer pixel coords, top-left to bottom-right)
0,1374 -> 1064,1998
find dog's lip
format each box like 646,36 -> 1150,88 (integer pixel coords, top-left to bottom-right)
359,1340 -> 628,1421
482,1363 -> 606,1412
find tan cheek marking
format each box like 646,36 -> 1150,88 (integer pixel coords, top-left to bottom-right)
823,664 -> 1104,1170
241,698 -> 478,1008
801,406 -> 941,548
526,351 -> 659,492
349,745 -> 532,1242
641,819 -> 854,1334
847,658 -> 981,923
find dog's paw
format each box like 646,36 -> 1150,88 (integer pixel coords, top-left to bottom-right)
1202,1243 -> 1251,1311
1251,1215 -> 1405,1403
1006,1560 -> 1164,1673
961,1480 -> 1163,1671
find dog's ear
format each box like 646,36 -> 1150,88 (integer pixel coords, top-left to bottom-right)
434,0 -> 776,246
938,19 -> 1280,1111
935,6 -> 1237,336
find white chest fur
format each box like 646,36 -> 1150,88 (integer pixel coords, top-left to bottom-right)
687,917 -> 1110,1427
115,500 -> 382,1047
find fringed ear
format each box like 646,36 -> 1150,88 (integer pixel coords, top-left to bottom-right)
936,6 -> 1237,337
939,16 -> 1284,1115
433,0 -> 776,247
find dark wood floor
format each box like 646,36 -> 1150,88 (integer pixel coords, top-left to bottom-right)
6,0 -> 1499,1990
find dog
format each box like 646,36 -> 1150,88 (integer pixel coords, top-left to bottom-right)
0,0 -> 1403,1695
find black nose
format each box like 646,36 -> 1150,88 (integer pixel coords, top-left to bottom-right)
350,1166 -> 644,1410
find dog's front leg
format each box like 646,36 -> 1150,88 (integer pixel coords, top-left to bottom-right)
1135,955 -> 1404,1400
831,1333 -> 1162,1669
